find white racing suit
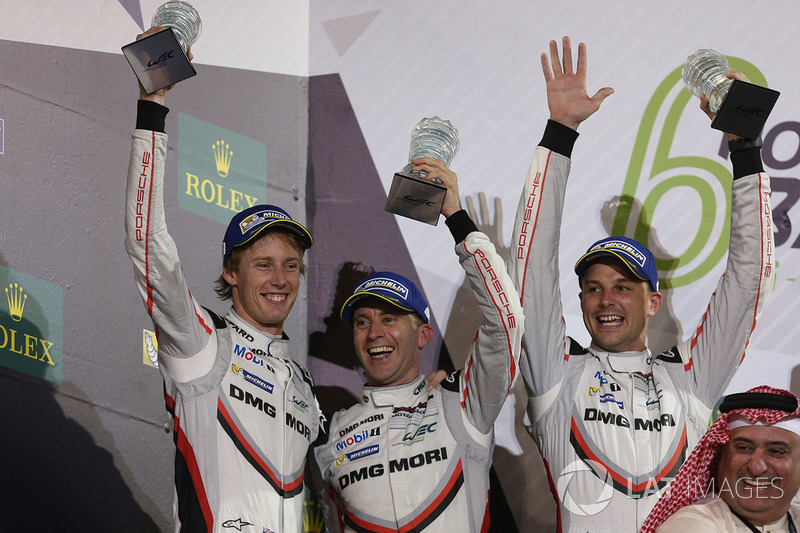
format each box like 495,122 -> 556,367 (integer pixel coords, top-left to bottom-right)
315,213 -> 524,532
510,120 -> 775,532
124,101 -> 322,533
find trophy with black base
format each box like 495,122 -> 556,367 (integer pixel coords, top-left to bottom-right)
122,1 -> 201,95
385,117 -> 460,226
682,49 -> 779,139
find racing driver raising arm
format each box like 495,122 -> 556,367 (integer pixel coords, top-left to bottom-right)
510,36 -> 775,531
315,157 -> 523,532
124,27 -> 323,533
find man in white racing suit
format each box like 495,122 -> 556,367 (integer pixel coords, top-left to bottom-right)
509,37 -> 775,531
124,28 -> 322,533
314,158 -> 524,532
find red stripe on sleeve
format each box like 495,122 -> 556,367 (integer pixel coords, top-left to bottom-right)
145,131 -> 156,315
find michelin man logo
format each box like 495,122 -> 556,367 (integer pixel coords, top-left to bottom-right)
556,460 -> 614,516
143,329 -> 159,368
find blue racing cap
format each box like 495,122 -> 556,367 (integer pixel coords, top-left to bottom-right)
222,205 -> 313,263
574,236 -> 659,292
340,271 -> 430,323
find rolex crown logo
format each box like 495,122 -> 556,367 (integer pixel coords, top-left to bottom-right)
302,500 -> 325,533
212,140 -> 233,177
5,282 -> 27,322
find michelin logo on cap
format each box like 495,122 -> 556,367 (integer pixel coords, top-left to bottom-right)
355,277 -> 409,299
591,240 -> 647,268
239,210 -> 291,235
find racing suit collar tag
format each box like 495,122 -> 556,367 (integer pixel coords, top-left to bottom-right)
365,375 -> 427,408
602,350 -> 653,374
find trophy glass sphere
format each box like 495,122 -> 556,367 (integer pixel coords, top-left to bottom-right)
404,117 -> 460,178
152,0 -> 202,53
681,48 -> 780,139
385,117 -> 459,225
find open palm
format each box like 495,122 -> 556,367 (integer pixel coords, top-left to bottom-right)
542,36 -> 613,130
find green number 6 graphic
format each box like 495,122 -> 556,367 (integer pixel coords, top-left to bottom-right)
611,58 -> 768,289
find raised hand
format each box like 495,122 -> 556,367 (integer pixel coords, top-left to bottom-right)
410,156 -> 462,218
699,69 -> 750,141
425,370 -> 448,391
542,36 -> 614,131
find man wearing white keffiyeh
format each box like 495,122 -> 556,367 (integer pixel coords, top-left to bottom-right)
642,386 -> 800,532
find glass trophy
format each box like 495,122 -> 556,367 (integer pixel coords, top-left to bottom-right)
122,1 -> 201,94
682,49 -> 779,139
385,117 -> 460,226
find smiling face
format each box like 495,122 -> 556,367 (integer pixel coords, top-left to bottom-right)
223,231 -> 304,335
716,424 -> 800,525
578,257 -> 661,353
351,297 -> 433,387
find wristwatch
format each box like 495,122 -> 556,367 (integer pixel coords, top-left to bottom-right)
728,136 -> 763,153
